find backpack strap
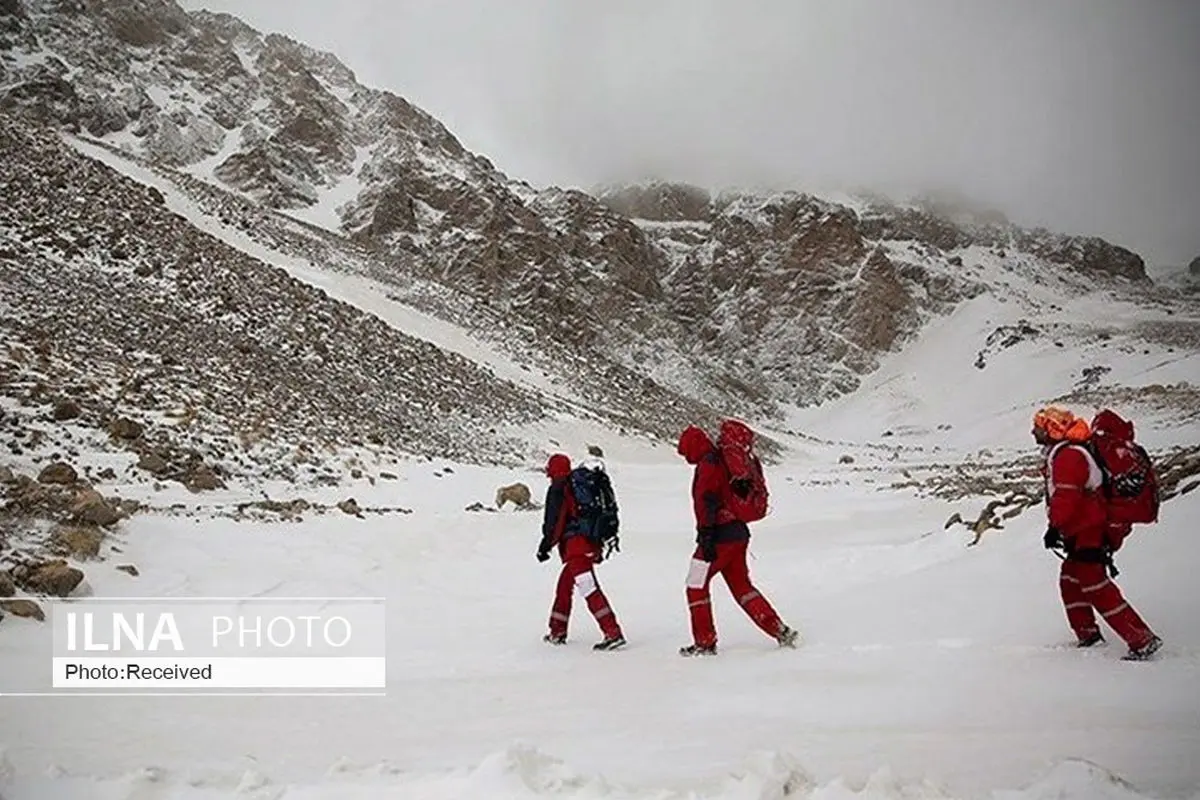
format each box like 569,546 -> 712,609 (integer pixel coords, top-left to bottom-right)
1046,441 -> 1103,495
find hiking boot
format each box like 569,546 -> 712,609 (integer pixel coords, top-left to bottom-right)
776,625 -> 801,649
543,633 -> 567,645
679,643 -> 717,657
1122,635 -> 1163,662
1076,631 -> 1105,648
593,635 -> 626,651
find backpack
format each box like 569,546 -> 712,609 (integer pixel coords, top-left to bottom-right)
716,419 -> 769,523
568,464 -> 621,560
1085,409 -> 1160,526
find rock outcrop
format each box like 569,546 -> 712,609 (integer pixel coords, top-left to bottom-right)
0,115 -> 546,471
0,0 -> 1162,438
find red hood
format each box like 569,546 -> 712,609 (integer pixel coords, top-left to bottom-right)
1092,410 -> 1134,440
676,425 -> 714,464
545,453 -> 572,480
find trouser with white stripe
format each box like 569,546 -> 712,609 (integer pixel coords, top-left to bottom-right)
549,556 -> 623,640
1059,559 -> 1155,648
685,539 -> 784,647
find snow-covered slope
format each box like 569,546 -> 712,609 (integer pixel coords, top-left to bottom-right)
2,0 -> 1176,427
1,422 -> 1198,800
2,8 -> 1199,796
787,277 -> 1200,457
4,247 -> 1200,799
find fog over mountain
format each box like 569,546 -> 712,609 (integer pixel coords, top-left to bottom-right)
180,0 -> 1200,270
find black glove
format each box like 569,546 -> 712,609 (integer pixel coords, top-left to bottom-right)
1043,527 -> 1063,550
536,548 -> 550,563
730,478 -> 752,499
697,529 -> 717,562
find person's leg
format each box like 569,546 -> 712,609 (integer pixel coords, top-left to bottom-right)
1059,560 -> 1101,644
720,540 -> 790,642
545,561 -> 574,642
568,558 -> 623,643
1075,561 -> 1158,652
683,546 -> 721,652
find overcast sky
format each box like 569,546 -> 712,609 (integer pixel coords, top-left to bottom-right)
181,0 -> 1199,268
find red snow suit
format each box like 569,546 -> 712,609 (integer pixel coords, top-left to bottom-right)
677,425 -> 745,542
1042,440 -> 1156,650
676,426 -> 785,647
1043,441 -> 1107,552
538,454 -> 622,640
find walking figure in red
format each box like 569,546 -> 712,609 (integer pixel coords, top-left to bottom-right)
1033,407 -> 1162,661
536,453 -> 626,651
675,423 -> 799,656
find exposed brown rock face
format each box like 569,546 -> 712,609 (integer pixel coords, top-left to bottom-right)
0,598 -> 45,621
37,461 -> 77,485
0,0 -> 1161,452
598,181 -> 713,223
0,115 -> 546,471
1016,231 -> 1148,283
15,559 -> 84,597
51,525 -> 103,559
591,188 -> 986,404
845,247 -> 917,353
854,194 -> 1149,284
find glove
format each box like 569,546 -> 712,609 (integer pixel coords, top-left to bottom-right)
730,478 -> 752,499
536,549 -> 550,563
1043,527 -> 1062,550
697,529 -> 717,562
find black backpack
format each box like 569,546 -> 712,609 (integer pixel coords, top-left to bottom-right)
568,464 -> 620,561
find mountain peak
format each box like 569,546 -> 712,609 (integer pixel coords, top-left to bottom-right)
0,0 -> 1177,470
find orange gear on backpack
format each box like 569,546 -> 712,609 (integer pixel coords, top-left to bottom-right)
1033,406 -> 1091,442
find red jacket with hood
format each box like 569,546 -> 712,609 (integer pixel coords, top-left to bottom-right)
538,454 -> 595,561
1042,441 -> 1108,553
677,425 -> 749,544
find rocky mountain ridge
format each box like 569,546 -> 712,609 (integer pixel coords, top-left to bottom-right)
0,115 -> 549,473
0,0 -> 1182,450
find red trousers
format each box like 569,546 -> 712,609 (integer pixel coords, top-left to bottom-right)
685,540 -> 784,647
549,556 -> 622,639
1059,559 -> 1156,648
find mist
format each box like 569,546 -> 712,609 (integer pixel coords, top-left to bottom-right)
181,0 -> 1200,268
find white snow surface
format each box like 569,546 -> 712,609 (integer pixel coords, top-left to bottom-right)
785,286 -> 1199,457
1,417 -> 1198,799
1,132 -> 1196,800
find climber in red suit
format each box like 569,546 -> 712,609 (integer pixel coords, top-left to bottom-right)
1033,407 -> 1161,660
536,453 -> 626,651
675,425 -> 798,656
